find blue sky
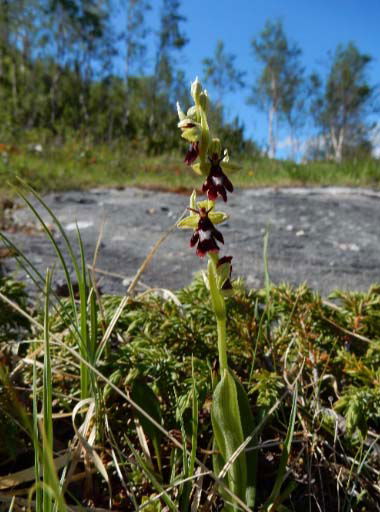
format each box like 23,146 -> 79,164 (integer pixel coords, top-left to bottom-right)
117,0 -> 380,157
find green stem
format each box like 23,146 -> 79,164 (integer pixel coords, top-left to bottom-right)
208,255 -> 228,373
216,317 -> 228,373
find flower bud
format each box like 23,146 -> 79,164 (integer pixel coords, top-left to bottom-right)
216,256 -> 234,296
186,105 -> 198,118
177,102 -> 186,121
189,189 -> 197,211
199,91 -> 209,111
191,77 -> 202,104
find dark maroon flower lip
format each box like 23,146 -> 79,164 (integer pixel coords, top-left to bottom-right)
184,141 -> 199,165
189,207 -> 224,257
202,154 -> 233,202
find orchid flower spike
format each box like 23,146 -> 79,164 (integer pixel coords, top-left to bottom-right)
202,151 -> 234,202
189,207 -> 224,257
177,191 -> 229,258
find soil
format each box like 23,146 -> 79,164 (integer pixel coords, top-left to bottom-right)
1,186 -> 380,297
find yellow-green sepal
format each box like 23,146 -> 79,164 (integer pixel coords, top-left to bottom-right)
186,105 -> 198,118
191,77 -> 202,104
191,163 -> 202,175
222,149 -> 241,172
191,160 -> 209,176
222,160 -> 241,172
209,137 -> 221,156
181,126 -> 202,142
199,90 -> 209,111
189,189 -> 197,210
199,107 -> 210,164
177,210 -> 228,229
197,198 -> 228,225
209,211 -> 229,225
177,216 -> 199,229
196,198 -> 214,210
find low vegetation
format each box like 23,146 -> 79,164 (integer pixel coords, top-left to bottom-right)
0,143 -> 379,207
0,273 -> 380,510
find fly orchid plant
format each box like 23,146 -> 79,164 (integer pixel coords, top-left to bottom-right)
177,78 -> 256,511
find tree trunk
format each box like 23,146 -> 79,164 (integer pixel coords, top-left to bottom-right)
50,67 -> 60,128
330,124 -> 344,163
268,72 -> 278,158
268,103 -> 276,158
123,6 -> 130,132
11,60 -> 18,122
289,124 -> 297,161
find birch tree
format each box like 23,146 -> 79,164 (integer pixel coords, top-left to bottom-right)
202,40 -> 245,106
123,0 -> 151,129
248,20 -> 303,158
155,0 -> 187,97
310,43 -> 373,162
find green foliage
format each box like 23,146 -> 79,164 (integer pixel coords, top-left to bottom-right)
0,368 -> 28,459
264,385 -> 298,510
155,0 -> 188,95
335,386 -> 380,439
131,378 -> 163,470
203,40 -> 245,104
310,42 -> 374,161
0,0 -> 254,157
249,370 -> 284,411
0,2 -> 378,163
0,276 -> 29,342
2,274 -> 380,508
1,146 -> 380,208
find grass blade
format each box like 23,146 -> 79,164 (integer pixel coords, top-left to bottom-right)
43,269 -> 54,512
265,384 -> 298,509
32,358 -> 42,511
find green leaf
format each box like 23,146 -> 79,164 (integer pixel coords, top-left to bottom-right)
233,375 -> 257,509
131,379 -> 163,469
212,437 -> 233,512
211,370 -> 247,508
